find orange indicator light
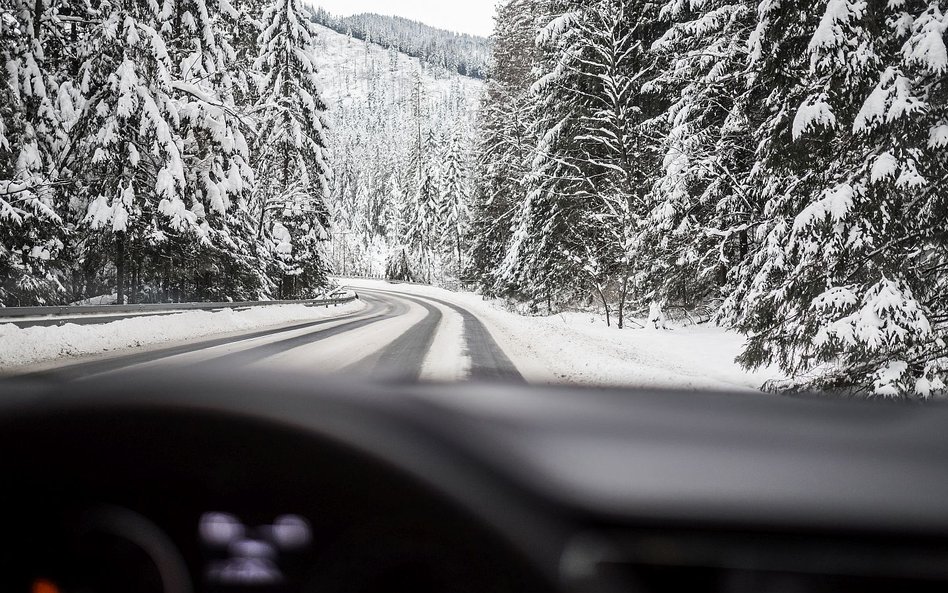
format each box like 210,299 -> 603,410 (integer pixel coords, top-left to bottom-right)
31,579 -> 60,593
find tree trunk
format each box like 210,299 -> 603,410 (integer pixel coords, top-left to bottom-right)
115,233 -> 126,305
33,0 -> 42,38
163,254 -> 172,302
456,231 -> 462,281
257,203 -> 268,240
594,283 -> 611,328
130,262 -> 139,304
618,275 -> 630,330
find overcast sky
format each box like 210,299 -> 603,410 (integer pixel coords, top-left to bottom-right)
310,1 -> 498,37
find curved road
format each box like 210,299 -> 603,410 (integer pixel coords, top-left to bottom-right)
18,287 -> 523,383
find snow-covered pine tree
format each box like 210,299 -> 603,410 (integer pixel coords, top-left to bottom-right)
165,0 -> 264,301
254,0 -> 333,297
401,78 -> 442,282
646,0 -> 756,313
721,0 -> 862,388
566,0 -> 666,328
468,0 -> 538,294
497,0 -> 592,306
725,1 -> 948,397
0,0 -> 70,305
384,165 -> 406,240
67,0 -> 205,305
380,156 -> 414,281
64,0 -> 262,304
406,169 -> 441,284
497,0 -> 665,317
223,0 -> 265,108
439,125 -> 470,279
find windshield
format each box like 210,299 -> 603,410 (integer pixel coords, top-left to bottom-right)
0,0 -> 945,400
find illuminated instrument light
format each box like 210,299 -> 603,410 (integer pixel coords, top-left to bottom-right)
230,538 -> 277,559
201,512 -> 311,586
199,513 -> 245,546
31,579 -> 60,593
208,558 -> 284,586
271,515 -> 312,550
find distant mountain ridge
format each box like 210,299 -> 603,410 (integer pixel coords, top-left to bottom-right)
309,8 -> 491,79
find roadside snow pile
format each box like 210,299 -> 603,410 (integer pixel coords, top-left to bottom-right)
0,298 -> 366,370
345,279 -> 782,392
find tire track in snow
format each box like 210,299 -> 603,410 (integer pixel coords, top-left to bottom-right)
21,287 -> 524,383
354,287 -> 523,383
196,293 -> 408,370
423,293 -> 523,383
342,290 -> 443,381
18,296 -> 384,381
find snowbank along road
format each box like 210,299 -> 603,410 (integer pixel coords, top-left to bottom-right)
7,287 -> 523,383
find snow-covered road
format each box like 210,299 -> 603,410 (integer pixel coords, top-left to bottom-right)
3,287 -> 522,383
3,280 -> 779,391
343,279 -> 781,392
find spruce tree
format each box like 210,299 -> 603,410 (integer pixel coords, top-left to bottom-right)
68,0 -> 198,305
568,0 -> 666,328
439,126 -> 470,279
468,0 -> 538,294
0,0 -> 69,305
254,0 -> 333,297
726,1 -> 948,397
497,0 -> 591,305
647,0 -> 756,312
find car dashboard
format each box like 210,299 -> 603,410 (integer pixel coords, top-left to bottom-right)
0,372 -> 947,593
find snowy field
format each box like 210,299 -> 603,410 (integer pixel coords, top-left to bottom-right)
0,298 -> 366,371
345,279 -> 782,392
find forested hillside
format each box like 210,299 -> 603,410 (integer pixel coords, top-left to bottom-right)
309,23 -> 481,284
310,8 -> 491,79
1,0 -> 333,305
470,0 -> 948,398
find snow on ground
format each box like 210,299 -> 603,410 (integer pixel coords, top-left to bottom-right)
344,278 -> 783,392
0,297 -> 366,370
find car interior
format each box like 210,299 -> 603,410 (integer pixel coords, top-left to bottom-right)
1,371 -> 946,593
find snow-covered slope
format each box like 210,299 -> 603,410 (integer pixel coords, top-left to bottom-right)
310,9 -> 491,79
309,21 -> 483,280
311,22 -> 482,113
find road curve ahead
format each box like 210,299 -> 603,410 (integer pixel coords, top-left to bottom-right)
13,287 -> 523,384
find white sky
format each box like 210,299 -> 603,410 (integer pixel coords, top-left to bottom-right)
310,1 -> 498,37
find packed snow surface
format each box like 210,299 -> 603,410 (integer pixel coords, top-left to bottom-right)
345,278 -> 782,392
0,298 -> 366,370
